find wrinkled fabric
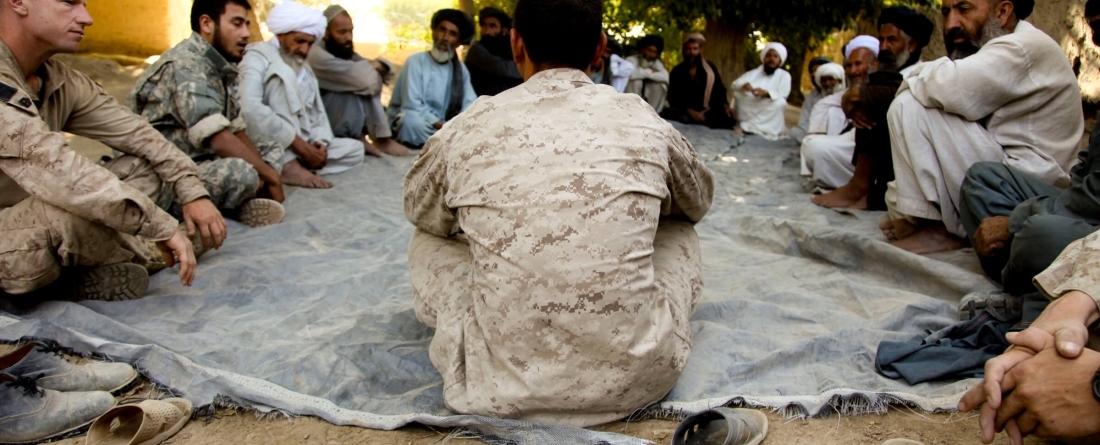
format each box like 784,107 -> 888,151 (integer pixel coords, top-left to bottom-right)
732,66 -> 791,140
266,1 -> 327,41
386,52 -> 476,148
801,130 -> 855,190
0,156 -> 162,295
404,68 -> 714,427
0,40 -> 203,244
1035,229 -> 1100,312
876,313 -> 1012,385
307,44 -> 393,140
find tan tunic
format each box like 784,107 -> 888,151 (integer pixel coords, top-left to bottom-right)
0,40 -> 205,242
404,69 -> 714,426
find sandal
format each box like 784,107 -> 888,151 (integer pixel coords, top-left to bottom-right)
672,407 -> 768,445
85,398 -> 192,445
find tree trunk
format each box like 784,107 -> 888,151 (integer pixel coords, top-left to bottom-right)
702,19 -> 750,97
459,0 -> 476,16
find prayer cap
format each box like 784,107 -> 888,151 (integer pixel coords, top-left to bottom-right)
267,1 -> 327,41
638,35 -> 665,53
761,42 -> 787,64
432,9 -> 476,45
844,35 -> 880,60
1012,0 -> 1034,19
323,5 -> 348,23
478,7 -> 512,28
878,6 -> 934,48
683,33 -> 706,46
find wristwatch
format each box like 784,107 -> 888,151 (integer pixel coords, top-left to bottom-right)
1093,365 -> 1100,402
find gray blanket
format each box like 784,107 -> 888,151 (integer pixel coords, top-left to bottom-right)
0,124 -> 994,444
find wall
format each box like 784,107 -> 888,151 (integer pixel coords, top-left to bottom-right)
80,0 -> 191,57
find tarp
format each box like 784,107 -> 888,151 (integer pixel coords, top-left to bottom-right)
0,125 -> 992,444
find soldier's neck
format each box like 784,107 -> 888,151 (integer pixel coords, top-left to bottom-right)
0,32 -> 55,84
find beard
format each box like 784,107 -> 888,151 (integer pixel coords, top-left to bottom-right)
212,25 -> 243,63
279,47 -> 306,73
946,14 -> 1010,60
430,41 -> 455,64
763,65 -> 778,75
877,45 -> 910,73
324,38 -> 355,60
822,81 -> 843,96
480,34 -> 511,58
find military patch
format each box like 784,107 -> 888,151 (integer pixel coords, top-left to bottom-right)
0,82 -> 16,102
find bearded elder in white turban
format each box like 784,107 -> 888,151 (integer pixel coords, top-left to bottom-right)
238,0 -> 365,189
731,42 -> 792,140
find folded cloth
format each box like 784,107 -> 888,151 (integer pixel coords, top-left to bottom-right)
876,311 -> 1012,385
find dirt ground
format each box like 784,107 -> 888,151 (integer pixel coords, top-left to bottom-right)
30,55 -> 1058,445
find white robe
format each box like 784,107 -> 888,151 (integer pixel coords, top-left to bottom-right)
625,56 -> 669,112
239,41 -> 364,175
732,66 -> 791,139
791,89 -> 824,143
887,20 -> 1083,236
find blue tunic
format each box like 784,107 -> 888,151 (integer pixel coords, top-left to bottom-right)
386,52 -> 477,147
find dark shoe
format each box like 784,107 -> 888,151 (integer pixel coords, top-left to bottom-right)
0,342 -> 137,394
0,372 -> 116,444
66,264 -> 150,302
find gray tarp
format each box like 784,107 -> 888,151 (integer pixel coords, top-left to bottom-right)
0,125 -> 993,444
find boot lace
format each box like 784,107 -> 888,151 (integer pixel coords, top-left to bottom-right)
4,373 -> 44,398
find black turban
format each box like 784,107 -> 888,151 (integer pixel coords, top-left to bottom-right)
606,33 -> 623,55
878,6 -> 934,49
478,7 -> 512,29
1010,0 -> 1034,19
638,34 -> 665,53
808,56 -> 832,70
432,9 -> 476,45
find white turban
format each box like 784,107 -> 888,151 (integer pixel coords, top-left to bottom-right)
266,1 -> 327,41
844,35 -> 880,60
813,62 -> 847,89
760,42 -> 787,64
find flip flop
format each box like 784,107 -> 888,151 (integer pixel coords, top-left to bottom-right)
85,398 -> 192,445
672,407 -> 769,445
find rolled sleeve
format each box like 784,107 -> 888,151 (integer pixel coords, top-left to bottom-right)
1034,232 -> 1100,313
228,115 -> 247,134
186,113 -> 232,149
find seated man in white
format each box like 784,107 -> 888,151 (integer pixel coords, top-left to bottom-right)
731,42 -> 791,140
239,1 -> 365,189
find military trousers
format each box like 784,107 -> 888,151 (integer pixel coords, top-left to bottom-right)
408,220 -> 703,426
0,156 -> 163,295
158,157 -> 260,216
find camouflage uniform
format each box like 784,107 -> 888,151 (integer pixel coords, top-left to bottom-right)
0,40 -> 207,295
129,33 -> 283,214
404,69 -> 715,427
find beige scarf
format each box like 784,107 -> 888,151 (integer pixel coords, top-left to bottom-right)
699,57 -> 715,113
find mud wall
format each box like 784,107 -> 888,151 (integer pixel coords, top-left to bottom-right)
81,0 -> 198,57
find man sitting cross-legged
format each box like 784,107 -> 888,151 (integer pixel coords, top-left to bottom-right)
625,35 -> 669,112
239,1 -> 365,189
810,7 -> 934,209
0,0 -> 210,301
131,0 -> 286,238
732,42 -> 791,140
386,9 -> 477,149
790,56 -> 834,144
660,33 -> 736,130
308,5 -> 409,158
404,0 -> 714,426
881,0 -> 1082,254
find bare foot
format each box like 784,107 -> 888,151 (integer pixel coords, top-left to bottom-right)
880,218 -> 918,242
811,183 -> 869,209
281,160 -> 333,189
362,140 -> 389,158
374,138 -> 411,156
891,224 -> 967,254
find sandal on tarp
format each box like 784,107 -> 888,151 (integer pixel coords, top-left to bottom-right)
672,407 -> 768,445
85,398 -> 192,445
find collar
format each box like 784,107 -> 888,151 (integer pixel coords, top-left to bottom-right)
186,33 -> 238,79
528,68 -> 593,85
0,39 -> 65,109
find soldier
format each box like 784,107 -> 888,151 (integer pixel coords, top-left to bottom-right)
405,0 -> 714,426
130,0 -> 286,232
0,0 -> 214,301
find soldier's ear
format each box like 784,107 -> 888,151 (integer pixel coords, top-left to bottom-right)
7,0 -> 30,17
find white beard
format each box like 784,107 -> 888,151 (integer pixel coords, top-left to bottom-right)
430,46 -> 454,64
